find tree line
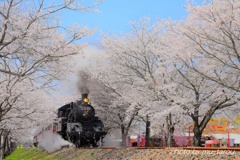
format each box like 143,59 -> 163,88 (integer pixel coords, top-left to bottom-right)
0,0 -> 240,158
87,0 -> 240,147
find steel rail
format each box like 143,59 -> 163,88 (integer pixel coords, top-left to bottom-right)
78,146 -> 240,151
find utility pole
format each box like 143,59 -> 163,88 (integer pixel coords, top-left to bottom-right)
145,114 -> 150,147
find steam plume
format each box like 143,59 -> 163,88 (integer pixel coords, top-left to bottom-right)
77,71 -> 90,94
38,133 -> 72,153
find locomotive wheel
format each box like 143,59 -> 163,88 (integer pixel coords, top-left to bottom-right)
67,132 -> 72,142
75,139 -> 81,148
92,140 -> 98,147
98,137 -> 103,147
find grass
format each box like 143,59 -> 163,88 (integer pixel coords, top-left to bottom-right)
4,147 -> 63,160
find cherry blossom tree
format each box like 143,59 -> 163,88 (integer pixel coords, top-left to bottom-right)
98,13 -> 239,147
173,0 -> 240,92
0,0 -> 100,123
0,0 -> 102,156
159,0 -> 240,146
45,0 -> 240,149
170,64 -> 237,146
100,18 -> 185,147
0,87 -> 60,158
87,65 -> 141,146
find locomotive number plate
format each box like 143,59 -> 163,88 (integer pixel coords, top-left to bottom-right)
81,107 -> 91,111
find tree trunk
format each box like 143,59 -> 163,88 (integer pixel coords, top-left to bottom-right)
0,107 -> 2,123
2,131 -> 11,159
193,123 -> 202,146
121,133 -> 128,146
0,132 -> 2,159
121,126 -> 127,146
2,134 -> 7,158
7,137 -> 11,154
167,131 -> 173,147
145,114 -> 150,147
119,110 -> 137,147
166,113 -> 174,147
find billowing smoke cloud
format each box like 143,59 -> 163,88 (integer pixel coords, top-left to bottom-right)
103,134 -> 121,147
77,71 -> 90,94
38,133 -> 73,153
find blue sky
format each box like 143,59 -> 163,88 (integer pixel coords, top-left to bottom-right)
60,0 -> 203,45
58,0 -> 204,95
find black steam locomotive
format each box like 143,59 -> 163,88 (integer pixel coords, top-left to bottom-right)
57,93 -> 107,147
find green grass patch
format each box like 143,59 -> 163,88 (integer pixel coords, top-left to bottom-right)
4,147 -> 62,160
5,148 -> 37,160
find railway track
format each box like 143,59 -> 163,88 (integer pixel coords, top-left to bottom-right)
53,146 -> 240,159
78,146 -> 240,151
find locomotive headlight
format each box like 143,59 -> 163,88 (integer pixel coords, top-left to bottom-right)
83,98 -> 89,103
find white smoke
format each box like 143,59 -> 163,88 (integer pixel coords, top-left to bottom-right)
38,133 -> 73,153
103,134 -> 121,147
77,71 -> 90,94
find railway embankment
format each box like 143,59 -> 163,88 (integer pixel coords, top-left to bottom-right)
4,147 -> 240,160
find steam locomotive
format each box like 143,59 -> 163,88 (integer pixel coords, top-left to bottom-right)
57,93 -> 107,147
33,93 -> 107,148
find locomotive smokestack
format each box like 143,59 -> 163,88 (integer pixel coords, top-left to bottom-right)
81,88 -> 89,98
81,88 -> 89,95
82,93 -> 88,100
